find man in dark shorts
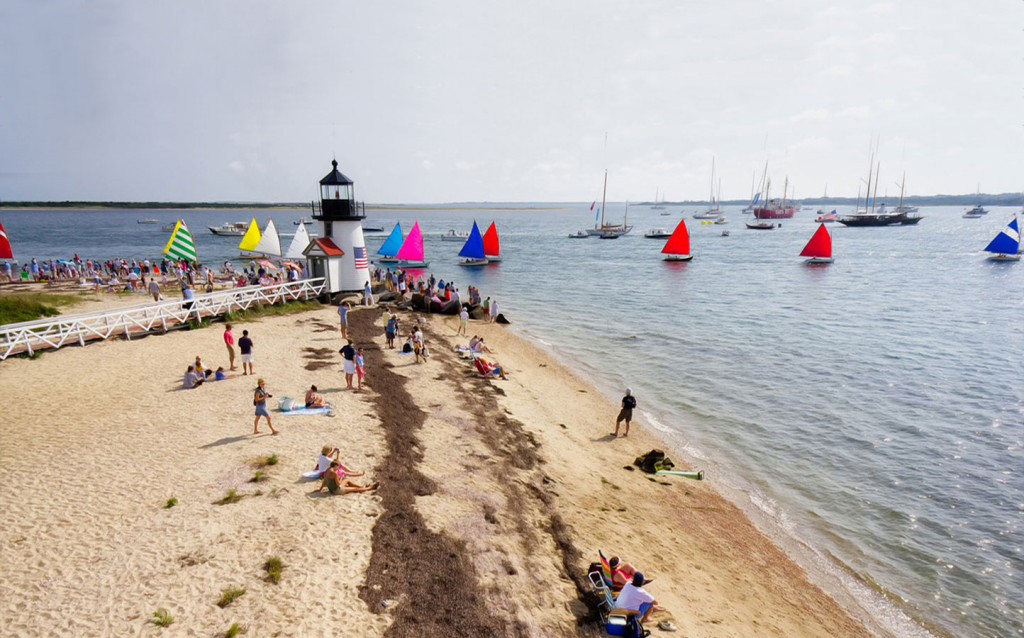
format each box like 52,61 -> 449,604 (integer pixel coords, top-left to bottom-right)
613,387 -> 636,437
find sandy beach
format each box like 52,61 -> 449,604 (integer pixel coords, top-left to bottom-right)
0,289 -> 873,637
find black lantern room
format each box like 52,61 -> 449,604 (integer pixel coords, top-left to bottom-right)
316,159 -> 364,221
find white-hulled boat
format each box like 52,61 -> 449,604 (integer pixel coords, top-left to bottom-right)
208,222 -> 249,236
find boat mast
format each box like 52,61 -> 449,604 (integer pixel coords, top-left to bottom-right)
872,162 -> 881,213
863,154 -> 874,213
599,169 -> 608,229
897,172 -> 906,210
709,157 -> 716,207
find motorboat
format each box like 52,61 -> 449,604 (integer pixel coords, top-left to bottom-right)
644,228 -> 672,238
441,229 -> 469,241
568,230 -> 589,238
208,222 -> 249,236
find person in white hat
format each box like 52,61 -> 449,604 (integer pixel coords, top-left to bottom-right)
613,387 -> 636,437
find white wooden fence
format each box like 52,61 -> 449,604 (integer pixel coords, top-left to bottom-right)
0,278 -> 327,360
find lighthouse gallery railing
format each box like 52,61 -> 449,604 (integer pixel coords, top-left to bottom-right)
0,278 -> 327,360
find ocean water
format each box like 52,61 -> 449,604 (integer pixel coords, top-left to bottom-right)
1,204 -> 1021,637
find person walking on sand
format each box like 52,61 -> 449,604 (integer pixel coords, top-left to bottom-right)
456,305 -> 469,336
148,277 -> 162,301
364,281 -> 374,306
224,323 -> 237,371
488,298 -> 498,323
339,339 -> 356,389
613,387 -> 637,437
253,378 -> 278,435
337,301 -> 350,338
238,329 -> 254,375
385,311 -> 398,349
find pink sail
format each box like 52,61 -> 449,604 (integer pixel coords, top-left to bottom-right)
395,221 -> 425,261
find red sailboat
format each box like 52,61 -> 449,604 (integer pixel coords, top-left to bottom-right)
0,221 -> 12,259
481,222 -> 501,262
800,223 -> 833,264
661,218 -> 692,262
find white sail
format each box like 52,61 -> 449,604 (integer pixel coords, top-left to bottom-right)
285,223 -> 311,259
253,219 -> 282,256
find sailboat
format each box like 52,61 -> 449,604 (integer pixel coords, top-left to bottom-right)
394,221 -> 429,267
586,170 -> 633,237
838,157 -> 909,227
457,221 -> 489,267
239,218 -> 282,258
661,218 -> 692,261
481,221 -> 501,262
284,222 -> 311,259
800,223 -> 834,264
983,216 -> 1021,261
0,220 -> 13,259
376,222 -> 403,264
694,158 -> 723,219
651,187 -> 665,210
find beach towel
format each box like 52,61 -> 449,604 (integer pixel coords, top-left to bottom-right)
280,406 -> 332,416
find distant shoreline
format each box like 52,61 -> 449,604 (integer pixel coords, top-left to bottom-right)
1,193 -> 1021,209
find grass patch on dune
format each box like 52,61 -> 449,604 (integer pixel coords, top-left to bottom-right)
224,622 -> 247,637
214,490 -> 244,505
149,608 -> 174,627
164,497 -> 178,509
216,586 -> 247,608
264,556 -> 284,584
0,292 -> 81,324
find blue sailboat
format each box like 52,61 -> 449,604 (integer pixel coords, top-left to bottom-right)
983,216 -> 1021,262
457,221 -> 489,266
376,222 -> 403,264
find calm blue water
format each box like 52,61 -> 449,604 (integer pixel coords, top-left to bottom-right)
2,205 -> 1021,637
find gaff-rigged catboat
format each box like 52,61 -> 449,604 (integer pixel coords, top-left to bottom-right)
983,216 -> 1021,262
482,221 -> 501,262
395,221 -> 429,267
376,222 -> 403,264
800,223 -> 834,264
661,218 -> 692,262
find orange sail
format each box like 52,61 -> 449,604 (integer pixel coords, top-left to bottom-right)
661,218 -> 690,256
481,222 -> 500,257
800,223 -> 832,258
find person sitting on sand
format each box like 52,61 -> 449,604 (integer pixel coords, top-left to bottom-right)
402,334 -> 415,353
183,365 -> 204,389
318,460 -> 378,495
315,446 -> 365,478
615,572 -> 662,624
213,366 -> 233,381
305,385 -> 330,408
473,356 -> 507,380
194,356 -> 212,378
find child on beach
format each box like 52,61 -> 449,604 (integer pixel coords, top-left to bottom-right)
355,348 -> 365,391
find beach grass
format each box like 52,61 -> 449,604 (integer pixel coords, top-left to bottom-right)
0,292 -> 80,324
249,471 -> 267,483
164,497 -> 178,509
216,586 -> 247,608
264,556 -> 284,584
214,490 -> 243,505
224,622 -> 246,637
149,608 -> 174,627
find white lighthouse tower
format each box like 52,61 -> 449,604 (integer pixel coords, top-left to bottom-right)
303,159 -> 371,294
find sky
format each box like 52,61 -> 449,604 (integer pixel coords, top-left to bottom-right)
1,1 -> 1022,204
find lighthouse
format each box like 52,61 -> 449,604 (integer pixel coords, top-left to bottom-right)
302,159 -> 371,294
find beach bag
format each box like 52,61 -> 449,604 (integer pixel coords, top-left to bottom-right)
624,614 -> 650,638
634,449 -> 674,474
278,397 -> 296,411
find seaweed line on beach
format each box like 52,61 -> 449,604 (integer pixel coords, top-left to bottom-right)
351,308 -> 522,637
422,321 -> 603,630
